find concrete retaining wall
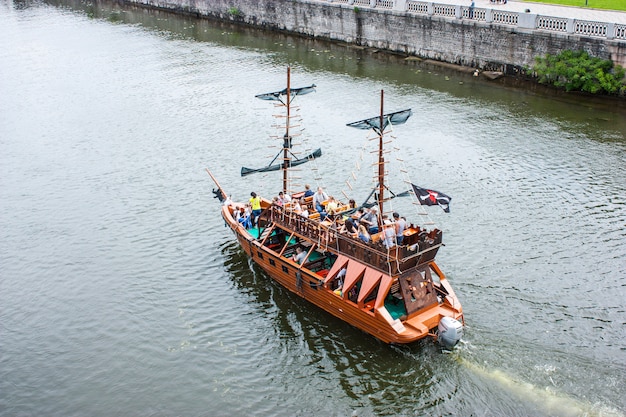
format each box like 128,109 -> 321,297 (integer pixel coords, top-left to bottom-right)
123,0 -> 626,70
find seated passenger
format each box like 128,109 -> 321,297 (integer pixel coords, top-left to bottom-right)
313,187 -> 328,214
368,207 -> 380,234
238,205 -> 252,229
292,200 -> 302,214
292,246 -> 307,264
360,207 -> 379,234
278,191 -> 291,205
325,196 -> 338,217
343,218 -> 358,238
303,184 -> 315,198
358,224 -> 370,243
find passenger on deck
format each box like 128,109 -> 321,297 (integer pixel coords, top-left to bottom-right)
292,199 -> 302,214
348,199 -> 357,209
313,187 -> 328,214
370,207 -> 380,234
300,203 -> 310,218
292,246 -> 307,264
249,192 -> 262,226
237,204 -> 252,229
382,220 -> 396,249
354,208 -> 365,225
393,212 -> 406,245
325,196 -> 338,217
303,184 -> 315,198
278,191 -> 291,205
343,218 -> 358,238
361,207 -> 379,234
273,196 -> 282,206
358,223 -> 370,243
234,206 -> 244,222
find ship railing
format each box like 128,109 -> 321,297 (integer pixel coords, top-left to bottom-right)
264,205 -> 442,275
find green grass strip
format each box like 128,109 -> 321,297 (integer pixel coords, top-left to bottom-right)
521,0 -> 626,12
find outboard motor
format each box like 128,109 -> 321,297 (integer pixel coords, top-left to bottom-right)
438,317 -> 463,349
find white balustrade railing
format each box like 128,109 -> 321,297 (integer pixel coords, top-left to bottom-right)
462,6 -> 486,21
492,10 -> 518,25
315,0 -> 623,41
574,21 -> 607,37
536,16 -> 568,32
407,1 -> 428,14
433,4 -> 456,17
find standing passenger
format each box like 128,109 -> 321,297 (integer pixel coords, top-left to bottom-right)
249,192 -> 262,225
393,212 -> 406,245
382,220 -> 396,249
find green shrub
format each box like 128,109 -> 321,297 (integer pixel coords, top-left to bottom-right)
533,50 -> 626,96
228,7 -> 241,16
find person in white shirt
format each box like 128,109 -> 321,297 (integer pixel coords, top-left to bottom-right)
278,191 -> 291,205
313,187 -> 328,214
382,220 -> 396,249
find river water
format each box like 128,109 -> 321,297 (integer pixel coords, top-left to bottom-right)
1,0 -> 625,416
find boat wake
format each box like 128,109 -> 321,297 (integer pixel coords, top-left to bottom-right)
456,355 -> 625,417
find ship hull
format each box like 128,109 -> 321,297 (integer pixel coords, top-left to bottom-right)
221,203 -> 463,345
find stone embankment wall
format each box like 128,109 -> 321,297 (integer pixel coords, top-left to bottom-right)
123,0 -> 626,71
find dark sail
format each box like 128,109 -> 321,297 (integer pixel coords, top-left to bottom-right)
346,109 -> 412,133
241,148 -> 322,177
243,80 -> 319,178
255,84 -> 316,103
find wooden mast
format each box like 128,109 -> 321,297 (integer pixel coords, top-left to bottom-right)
283,67 -> 292,194
377,90 -> 385,218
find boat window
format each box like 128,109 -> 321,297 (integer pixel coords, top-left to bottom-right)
257,251 -> 263,259
347,281 -> 361,304
329,268 -> 345,294
429,266 -> 441,284
269,258 -> 275,266
282,265 -> 289,273
362,282 -> 379,313
384,280 -> 407,320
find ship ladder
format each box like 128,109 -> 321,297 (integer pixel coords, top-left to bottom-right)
258,223 -> 274,242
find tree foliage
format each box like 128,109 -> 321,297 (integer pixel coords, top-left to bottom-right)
533,50 -> 626,96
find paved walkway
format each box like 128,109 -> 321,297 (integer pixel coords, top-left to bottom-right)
437,0 -> 626,24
